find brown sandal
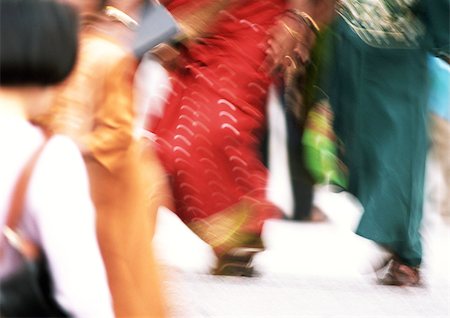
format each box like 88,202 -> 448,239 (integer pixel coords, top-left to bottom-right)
377,258 -> 422,287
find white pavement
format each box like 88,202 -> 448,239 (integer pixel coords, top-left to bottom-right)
153,186 -> 450,318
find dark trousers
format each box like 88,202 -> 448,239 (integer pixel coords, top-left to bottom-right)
261,89 -> 314,220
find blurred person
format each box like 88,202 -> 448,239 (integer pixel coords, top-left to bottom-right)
146,0 -> 334,276
312,0 -> 449,286
0,0 -> 114,316
270,87 -> 328,222
38,0 -> 168,316
427,56 -> 450,224
258,83 -> 316,221
283,108 -> 321,222
263,2 -> 335,223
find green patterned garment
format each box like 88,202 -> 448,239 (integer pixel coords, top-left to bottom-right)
338,0 -> 425,48
310,0 -> 449,266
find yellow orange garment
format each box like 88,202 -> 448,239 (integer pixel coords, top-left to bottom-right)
42,28 -> 168,317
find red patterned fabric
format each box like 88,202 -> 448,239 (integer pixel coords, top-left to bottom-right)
148,0 -> 285,235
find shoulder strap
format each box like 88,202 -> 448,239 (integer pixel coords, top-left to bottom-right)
2,133 -> 50,258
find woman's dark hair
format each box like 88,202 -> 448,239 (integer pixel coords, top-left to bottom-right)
0,0 -> 79,86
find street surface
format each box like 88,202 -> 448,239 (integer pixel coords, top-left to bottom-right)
154,186 -> 450,318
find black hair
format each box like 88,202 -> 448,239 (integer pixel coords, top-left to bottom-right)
0,0 -> 79,86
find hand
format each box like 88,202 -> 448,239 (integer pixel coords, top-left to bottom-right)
263,15 -> 314,75
150,43 -> 181,68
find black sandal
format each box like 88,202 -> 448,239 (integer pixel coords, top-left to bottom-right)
212,247 -> 263,277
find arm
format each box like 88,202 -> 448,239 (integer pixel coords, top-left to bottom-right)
29,136 -> 114,318
289,0 -> 336,26
151,0 -> 241,67
265,0 -> 336,73
421,0 -> 450,59
83,54 -> 138,172
169,0 -> 240,40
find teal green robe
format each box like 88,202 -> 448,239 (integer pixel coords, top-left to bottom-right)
317,0 -> 449,266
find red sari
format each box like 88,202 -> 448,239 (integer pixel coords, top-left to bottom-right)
148,0 -> 285,254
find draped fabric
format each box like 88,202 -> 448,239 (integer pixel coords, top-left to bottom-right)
41,30 -> 168,317
148,0 -> 285,253
317,0 -> 449,266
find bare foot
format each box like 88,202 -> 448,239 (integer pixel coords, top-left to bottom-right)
309,206 -> 328,223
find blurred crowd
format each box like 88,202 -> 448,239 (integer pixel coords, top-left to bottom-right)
0,0 -> 448,317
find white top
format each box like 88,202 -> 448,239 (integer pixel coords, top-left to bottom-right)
0,116 -> 114,318
133,55 -> 172,140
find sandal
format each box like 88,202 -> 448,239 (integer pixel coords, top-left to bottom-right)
377,258 -> 422,287
212,247 -> 263,277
